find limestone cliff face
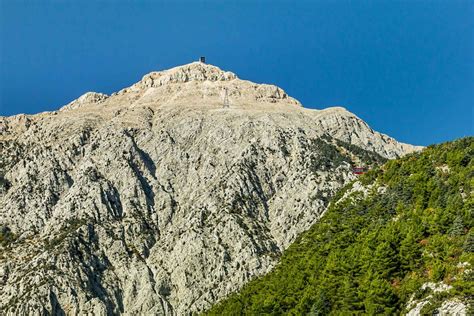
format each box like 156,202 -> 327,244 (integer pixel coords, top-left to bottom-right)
0,62 -> 421,315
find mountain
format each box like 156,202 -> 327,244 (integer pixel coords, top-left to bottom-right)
0,62 -> 421,315
205,137 -> 473,315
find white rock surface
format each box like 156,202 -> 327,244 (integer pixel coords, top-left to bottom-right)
407,282 -> 467,316
438,300 -> 467,315
0,62 -> 422,315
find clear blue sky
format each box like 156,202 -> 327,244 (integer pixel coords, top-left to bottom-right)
1,1 -> 472,146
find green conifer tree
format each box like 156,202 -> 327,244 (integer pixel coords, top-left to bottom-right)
309,291 -> 330,316
449,215 -> 464,236
372,241 -> 399,279
463,230 -> 474,253
399,230 -> 422,271
363,277 -> 398,315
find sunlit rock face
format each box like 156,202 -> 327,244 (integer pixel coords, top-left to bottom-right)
0,62 -> 421,315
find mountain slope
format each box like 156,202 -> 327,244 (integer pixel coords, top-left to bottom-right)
205,137 -> 473,315
0,62 -> 420,315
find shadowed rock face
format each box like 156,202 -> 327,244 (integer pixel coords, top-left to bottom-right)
0,63 -> 421,315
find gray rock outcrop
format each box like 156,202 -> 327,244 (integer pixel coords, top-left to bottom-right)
0,62 -> 421,315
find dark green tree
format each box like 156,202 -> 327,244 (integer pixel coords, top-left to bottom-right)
448,215 -> 464,236
399,230 -> 422,271
371,241 -> 400,279
362,275 -> 399,315
308,291 -> 330,316
463,230 -> 474,253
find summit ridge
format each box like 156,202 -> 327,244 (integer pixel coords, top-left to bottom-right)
137,62 -> 238,86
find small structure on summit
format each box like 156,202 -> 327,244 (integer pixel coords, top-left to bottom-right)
199,56 -> 206,63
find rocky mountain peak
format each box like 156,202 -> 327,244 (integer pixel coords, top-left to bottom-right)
0,62 -> 423,315
138,62 -> 238,88
54,62 -> 301,113
114,62 -> 300,109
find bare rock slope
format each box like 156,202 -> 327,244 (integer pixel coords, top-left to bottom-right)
0,62 -> 421,315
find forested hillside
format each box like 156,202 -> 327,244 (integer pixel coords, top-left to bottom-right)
205,137 -> 473,315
